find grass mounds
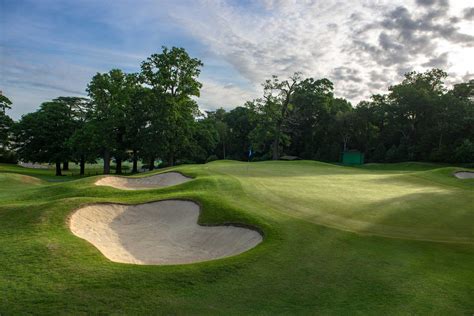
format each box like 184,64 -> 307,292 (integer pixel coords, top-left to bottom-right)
0,161 -> 473,314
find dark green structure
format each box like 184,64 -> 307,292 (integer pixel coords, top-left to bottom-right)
341,150 -> 364,165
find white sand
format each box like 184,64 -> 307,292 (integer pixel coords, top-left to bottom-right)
95,172 -> 191,190
454,171 -> 474,179
69,200 -> 262,265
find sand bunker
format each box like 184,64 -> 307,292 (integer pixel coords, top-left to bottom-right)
95,172 -> 191,190
454,171 -> 474,179
69,200 -> 262,265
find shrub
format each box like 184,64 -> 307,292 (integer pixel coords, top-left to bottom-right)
0,150 -> 17,163
385,145 -> 399,162
455,139 -> 474,163
206,155 -> 219,163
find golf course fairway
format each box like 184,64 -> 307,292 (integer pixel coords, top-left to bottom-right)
1,160 -> 473,314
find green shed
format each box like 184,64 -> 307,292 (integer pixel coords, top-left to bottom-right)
341,150 -> 364,165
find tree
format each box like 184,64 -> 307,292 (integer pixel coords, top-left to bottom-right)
68,121 -> 100,176
188,118 -> 220,163
140,46 -> 203,166
52,96 -> 90,170
14,101 -> 76,176
225,106 -> 257,160
288,78 -> 334,159
250,73 -> 301,160
124,82 -> 152,173
455,139 -> 474,163
0,94 -> 14,162
0,94 -> 12,112
335,110 -> 356,152
387,69 -> 448,160
87,69 -> 137,174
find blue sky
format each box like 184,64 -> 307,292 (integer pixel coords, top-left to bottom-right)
1,0 -> 473,119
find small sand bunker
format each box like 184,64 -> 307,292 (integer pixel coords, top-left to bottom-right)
95,172 -> 191,190
69,200 -> 262,265
454,171 -> 474,179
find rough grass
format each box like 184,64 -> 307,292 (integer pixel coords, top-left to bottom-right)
0,160 -> 473,314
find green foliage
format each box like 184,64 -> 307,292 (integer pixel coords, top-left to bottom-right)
249,73 -> 302,160
385,145 -> 399,162
14,102 -> 77,166
0,94 -> 12,112
0,94 -> 14,159
10,64 -> 474,176
140,46 -> 203,166
205,154 -> 219,163
455,139 -> 474,163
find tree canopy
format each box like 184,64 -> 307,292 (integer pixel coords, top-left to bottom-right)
5,47 -> 473,175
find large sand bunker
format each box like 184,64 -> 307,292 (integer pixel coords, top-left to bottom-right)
95,172 -> 191,190
454,171 -> 474,179
69,200 -> 262,265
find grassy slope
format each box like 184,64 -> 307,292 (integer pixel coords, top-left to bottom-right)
0,161 -> 473,314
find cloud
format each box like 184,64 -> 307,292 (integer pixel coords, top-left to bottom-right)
172,0 -> 473,104
198,78 -> 259,112
2,0 -> 473,118
464,7 -> 474,19
422,52 -> 450,68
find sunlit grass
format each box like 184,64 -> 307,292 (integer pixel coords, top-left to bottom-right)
0,161 -> 473,314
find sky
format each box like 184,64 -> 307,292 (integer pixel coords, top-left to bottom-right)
1,0 -> 473,119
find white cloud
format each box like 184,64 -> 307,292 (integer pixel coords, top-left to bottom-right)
172,0 -> 474,104
2,0 -> 473,118
198,78 -> 259,111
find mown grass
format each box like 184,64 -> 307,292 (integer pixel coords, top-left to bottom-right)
0,160 -> 473,314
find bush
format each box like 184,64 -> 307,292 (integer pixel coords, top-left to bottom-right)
371,143 -> 386,162
455,139 -> 474,163
385,145 -> 399,162
206,155 -> 219,163
0,150 -> 17,163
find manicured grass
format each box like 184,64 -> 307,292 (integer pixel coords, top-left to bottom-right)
0,161 -> 473,314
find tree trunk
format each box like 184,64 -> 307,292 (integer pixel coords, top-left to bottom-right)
103,150 -> 110,175
79,155 -> 85,176
149,156 -> 155,171
223,142 -> 226,160
63,161 -> 69,171
132,149 -> 138,173
115,157 -> 122,174
55,161 -> 62,176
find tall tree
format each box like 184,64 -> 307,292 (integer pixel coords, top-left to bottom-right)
124,77 -> 152,173
14,101 -> 76,176
250,73 -> 301,159
87,69 -> 137,174
288,78 -> 334,159
140,46 -> 203,166
224,106 -> 257,160
0,94 -> 14,161
53,96 -> 90,170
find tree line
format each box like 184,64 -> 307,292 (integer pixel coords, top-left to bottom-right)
0,47 -> 473,176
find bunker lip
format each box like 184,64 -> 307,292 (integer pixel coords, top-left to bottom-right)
454,171 -> 474,179
94,171 -> 192,190
68,199 -> 263,265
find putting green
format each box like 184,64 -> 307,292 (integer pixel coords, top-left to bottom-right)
206,161 -> 474,243
0,161 -> 473,314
